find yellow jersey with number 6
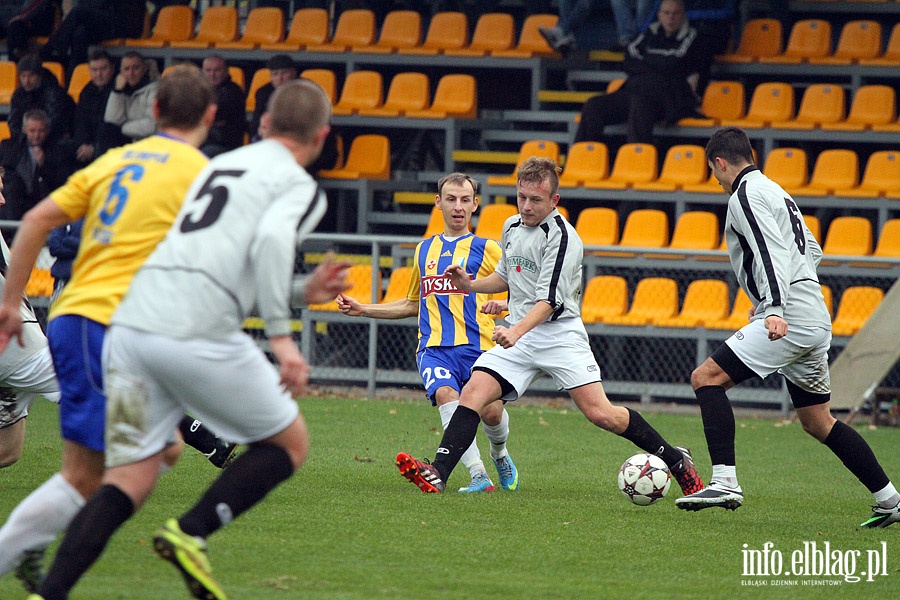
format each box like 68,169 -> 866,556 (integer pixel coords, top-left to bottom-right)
48,134 -> 208,325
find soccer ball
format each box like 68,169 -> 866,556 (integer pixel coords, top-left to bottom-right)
617,453 -> 671,506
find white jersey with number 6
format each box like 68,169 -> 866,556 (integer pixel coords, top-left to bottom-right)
112,139 -> 326,340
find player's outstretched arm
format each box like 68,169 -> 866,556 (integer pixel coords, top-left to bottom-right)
337,293 -> 417,320
300,252 -> 352,305
481,299 -> 509,315
445,265 -> 508,295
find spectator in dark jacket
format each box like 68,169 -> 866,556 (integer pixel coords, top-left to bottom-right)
71,48 -> 114,165
200,54 -> 246,158
9,52 -> 74,141
249,53 -> 296,141
574,0 -> 706,145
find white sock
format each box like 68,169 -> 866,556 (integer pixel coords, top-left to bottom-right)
0,472 -> 85,576
710,465 -> 740,490
482,408 -> 510,460
438,401 -> 486,478
874,482 -> 900,508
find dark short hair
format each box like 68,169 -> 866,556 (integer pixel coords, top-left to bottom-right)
437,172 -> 479,196
16,53 -> 42,75
517,156 -> 561,195
156,64 -> 214,130
266,54 -> 296,71
705,127 -> 755,166
88,48 -> 113,64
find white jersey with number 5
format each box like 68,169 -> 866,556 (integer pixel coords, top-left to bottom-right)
112,139 -> 326,340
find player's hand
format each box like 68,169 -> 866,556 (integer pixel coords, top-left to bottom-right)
481,299 -> 508,315
0,304 -> 24,352
304,252 -> 352,305
269,335 -> 309,397
764,315 -> 788,341
75,144 -> 95,163
335,293 -> 364,316
491,325 -> 520,349
443,264 -> 472,292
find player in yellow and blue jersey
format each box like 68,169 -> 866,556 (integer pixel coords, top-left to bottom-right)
338,173 -> 518,493
0,65 -> 233,594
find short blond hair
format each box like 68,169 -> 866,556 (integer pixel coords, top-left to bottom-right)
437,172 -> 479,196
267,79 -> 331,143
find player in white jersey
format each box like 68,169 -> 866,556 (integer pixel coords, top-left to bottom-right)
27,80 -> 350,600
396,157 -> 704,498
676,127 -> 900,528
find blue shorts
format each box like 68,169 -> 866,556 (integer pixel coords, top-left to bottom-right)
47,315 -> 107,451
415,345 -> 484,405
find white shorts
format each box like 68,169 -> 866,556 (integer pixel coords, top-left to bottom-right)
103,325 -> 299,468
473,319 -> 602,402
0,346 -> 60,429
725,318 -> 831,394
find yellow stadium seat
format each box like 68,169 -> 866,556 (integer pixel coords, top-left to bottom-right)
261,8 -> 329,51
492,14 -> 558,58
300,69 -> 337,104
668,211 -> 720,251
445,13 -> 515,56
381,266 -> 414,304
860,22 -> 900,66
25,268 -> 54,298
486,140 -> 559,186
170,6 -> 238,49
558,142 -> 609,188
632,144 -> 707,192
0,121 -> 10,141
405,73 -> 477,119
759,19 -> 831,64
770,83 -> 845,130
246,68 -> 271,113
575,207 -> 619,248
585,143 -> 658,190
319,134 -> 391,180
707,288 -> 755,331
804,214 -> 822,243
604,277 -> 679,326
42,61 -> 63,86
0,61 -> 17,104
358,72 -> 430,117
678,81 -> 745,127
308,265 -> 382,311
810,20 -> 881,65
67,63 -> 90,100
618,209 -> 669,249
832,286 -> 883,336
681,173 -> 726,194
823,85 -> 896,131
656,279 -> 730,328
821,284 -> 833,320
874,219 -> 900,259
720,82 -> 794,129
474,203 -> 517,242
838,151 -> 900,198
582,275 -> 628,324
422,205 -> 447,239
216,7 -> 284,50
762,148 -> 808,194
352,10 -> 421,54
332,70 -> 383,116
307,9 -> 376,52
822,216 -> 873,256
399,11 -> 468,55
717,18 -> 782,63
792,149 -> 859,197
126,5 -> 194,48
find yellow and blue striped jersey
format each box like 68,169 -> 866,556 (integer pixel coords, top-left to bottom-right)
49,134 -> 208,325
408,233 -> 502,352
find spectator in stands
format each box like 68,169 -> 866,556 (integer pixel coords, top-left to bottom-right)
96,50 -> 159,155
4,0 -> 61,60
574,0 -> 706,145
249,54 -> 297,141
39,0 -> 146,75
200,54 -> 246,158
47,218 -> 82,303
537,0 -> 600,55
9,52 -> 73,142
0,109 -> 74,243
71,48 -> 114,166
609,0 -> 654,49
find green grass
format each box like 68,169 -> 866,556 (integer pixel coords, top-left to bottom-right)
2,397 -> 899,599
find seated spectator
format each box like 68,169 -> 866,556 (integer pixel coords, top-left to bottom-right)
249,53 -> 297,141
5,0 -> 61,60
96,51 -> 159,155
71,48 -> 114,165
0,109 -> 75,243
9,52 -> 74,141
200,54 -> 246,158
39,0 -> 145,74
610,0 -> 653,49
47,217 -> 82,303
574,0 -> 706,145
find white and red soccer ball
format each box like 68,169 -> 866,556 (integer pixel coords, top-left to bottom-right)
617,453 -> 671,506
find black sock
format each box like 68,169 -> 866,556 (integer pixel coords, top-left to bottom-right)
696,385 -> 735,466
619,408 -> 682,468
823,421 -> 890,493
432,405 -> 480,482
179,443 -> 294,539
39,485 -> 134,600
178,415 -> 223,456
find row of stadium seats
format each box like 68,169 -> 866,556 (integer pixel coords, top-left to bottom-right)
489,139 -> 900,198
308,264 -> 884,337
680,81 -> 900,132
719,17 -> 900,66
107,7 -> 557,59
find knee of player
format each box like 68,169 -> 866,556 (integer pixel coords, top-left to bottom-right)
162,437 -> 185,467
0,447 -> 23,468
582,406 -> 621,432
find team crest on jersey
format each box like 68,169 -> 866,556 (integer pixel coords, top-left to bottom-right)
421,274 -> 468,298
427,259 -> 437,271
507,256 -> 537,273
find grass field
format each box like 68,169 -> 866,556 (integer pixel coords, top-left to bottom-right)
1,395 -> 898,599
